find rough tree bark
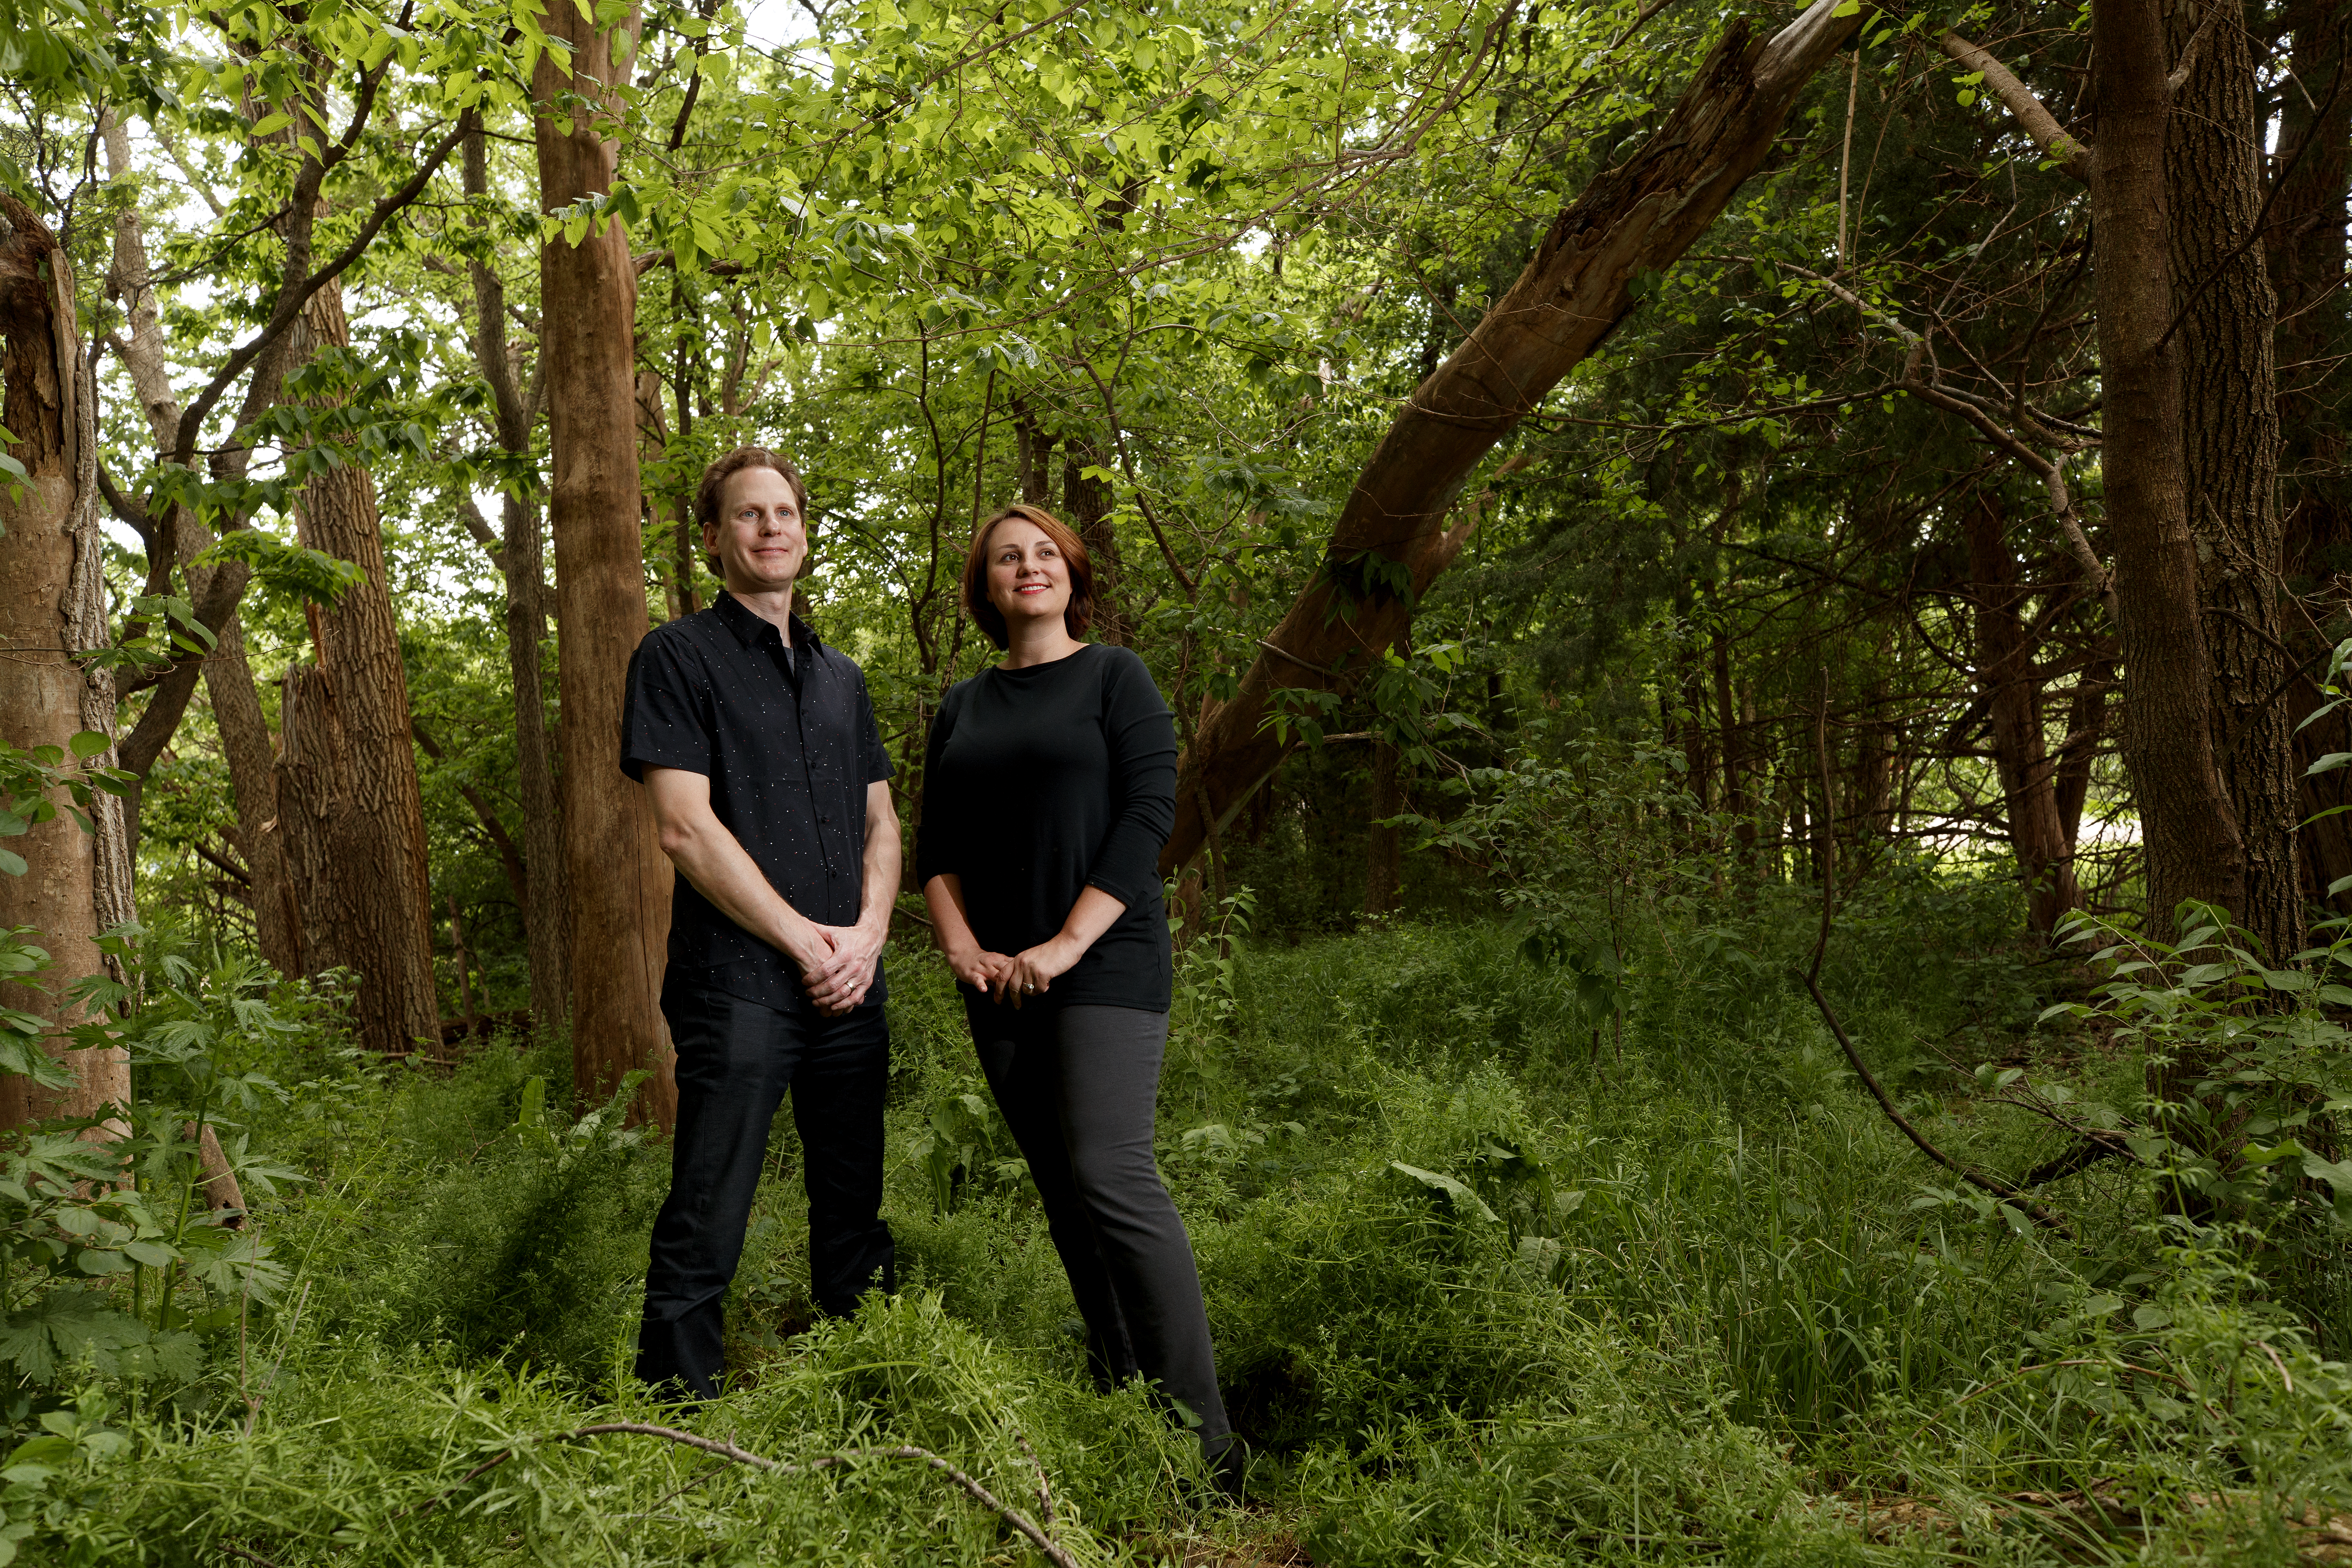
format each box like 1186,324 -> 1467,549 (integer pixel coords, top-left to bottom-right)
1062,441 -> 1128,646
1965,491 -> 2079,931
271,285 -> 440,1054
2092,0 -> 2244,937
2167,0 -> 2300,959
462,124 -> 571,1029
1014,411 -> 1054,507
108,86 -> 466,854
1159,0 -> 1863,873
2272,0 -> 2352,910
535,3 -> 677,1127
0,196 -> 133,1123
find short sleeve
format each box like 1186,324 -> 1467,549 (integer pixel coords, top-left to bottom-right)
620,631 -> 713,781
852,665 -> 894,785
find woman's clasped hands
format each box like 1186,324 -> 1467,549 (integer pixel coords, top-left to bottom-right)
942,936 -> 1079,1007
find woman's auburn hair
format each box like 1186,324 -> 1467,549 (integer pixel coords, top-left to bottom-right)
962,504 -> 1095,650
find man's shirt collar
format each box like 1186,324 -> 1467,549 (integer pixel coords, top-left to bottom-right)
713,589 -> 819,653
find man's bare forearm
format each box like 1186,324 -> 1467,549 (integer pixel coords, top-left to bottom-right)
664,812 -> 824,960
643,767 -> 830,972
857,786 -> 901,934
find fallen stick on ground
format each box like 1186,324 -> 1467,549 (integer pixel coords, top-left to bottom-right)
1800,676 -> 2074,1238
406,1421 -> 1078,1568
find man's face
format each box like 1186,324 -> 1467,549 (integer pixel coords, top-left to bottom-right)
704,466 -> 806,592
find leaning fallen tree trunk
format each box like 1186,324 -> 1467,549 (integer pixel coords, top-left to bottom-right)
1161,0 -> 1862,873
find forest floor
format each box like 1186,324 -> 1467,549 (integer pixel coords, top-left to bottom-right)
67,881 -> 2352,1565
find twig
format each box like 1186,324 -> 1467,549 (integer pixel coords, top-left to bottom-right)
218,1546 -> 282,1568
1075,358 -> 1196,597
1802,676 -> 2074,1237
2014,1126 -> 2137,1188
2260,1339 -> 2295,1396
1014,1432 -> 1055,1533
2164,0 -> 2221,95
1256,639 -> 1329,674
412,1423 -> 1078,1568
1605,0 -> 1686,52
1836,47 -> 1859,269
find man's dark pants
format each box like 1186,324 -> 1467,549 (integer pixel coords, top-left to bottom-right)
635,983 -> 894,1400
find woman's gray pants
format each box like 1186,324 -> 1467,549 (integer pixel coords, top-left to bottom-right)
965,999 -> 1232,1456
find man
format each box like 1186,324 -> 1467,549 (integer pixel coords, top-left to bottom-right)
622,445 -> 900,1400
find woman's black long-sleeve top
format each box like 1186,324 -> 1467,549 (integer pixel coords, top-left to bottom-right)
914,643 -> 1178,1012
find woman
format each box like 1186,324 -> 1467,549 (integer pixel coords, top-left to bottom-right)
915,503 -> 1237,1484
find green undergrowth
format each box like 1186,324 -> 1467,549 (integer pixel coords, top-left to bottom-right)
31,882 -> 2352,1565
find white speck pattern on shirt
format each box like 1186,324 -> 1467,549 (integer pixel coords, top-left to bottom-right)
620,592 -> 894,1012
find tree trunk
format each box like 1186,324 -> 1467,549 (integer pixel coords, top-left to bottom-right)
2054,648 -> 2114,857
0,195 -> 132,1123
1062,443 -> 1128,646
2168,0 -> 2300,959
273,663 -> 353,971
667,288 -> 701,621
1851,695 -> 1896,847
1159,0 -> 1862,873
1364,738 -> 1403,917
2092,0 -> 2243,938
278,285 -> 440,1054
205,616 -> 304,975
1966,492 -> 2079,932
1015,412 -> 1055,506
464,124 -> 571,1030
98,113 -> 303,975
535,6 -> 676,1127
1675,585 -> 1713,813
1713,600 -> 1748,855
2272,0 -> 2352,913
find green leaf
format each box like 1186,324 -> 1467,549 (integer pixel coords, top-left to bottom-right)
1389,1161 -> 1499,1223
2301,1151 -> 2352,1198
0,850 -> 24,878
66,731 -> 107,760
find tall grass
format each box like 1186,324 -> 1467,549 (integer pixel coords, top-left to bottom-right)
47,887 -> 2352,1565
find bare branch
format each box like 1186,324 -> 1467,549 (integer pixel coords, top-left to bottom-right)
1939,31 -> 2094,183
2165,0 -> 2220,95
450,491 -> 507,568
1804,685 -> 2073,1237
169,110 -> 476,471
405,1423 -> 1076,1568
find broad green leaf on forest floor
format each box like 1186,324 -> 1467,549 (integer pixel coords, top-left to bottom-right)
1389,1161 -> 1499,1223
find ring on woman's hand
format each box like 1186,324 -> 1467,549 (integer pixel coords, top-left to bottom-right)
1023,983 -> 1034,992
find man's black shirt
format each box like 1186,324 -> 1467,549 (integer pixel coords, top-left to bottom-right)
621,591 -> 894,1014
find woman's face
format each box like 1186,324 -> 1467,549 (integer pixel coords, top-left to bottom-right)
985,518 -> 1071,628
